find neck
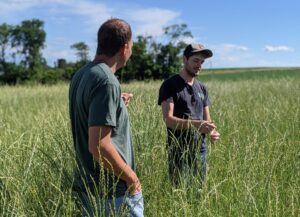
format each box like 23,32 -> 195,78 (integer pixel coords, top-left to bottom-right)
93,55 -> 119,73
179,69 -> 194,85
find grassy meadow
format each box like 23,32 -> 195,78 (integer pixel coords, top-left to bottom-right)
0,68 -> 299,216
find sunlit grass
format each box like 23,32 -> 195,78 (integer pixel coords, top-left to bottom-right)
0,72 -> 299,216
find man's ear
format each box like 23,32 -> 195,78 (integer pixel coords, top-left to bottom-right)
119,44 -> 128,57
183,56 -> 188,64
119,47 -> 125,57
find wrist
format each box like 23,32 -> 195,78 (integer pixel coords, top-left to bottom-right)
123,166 -> 137,184
195,120 -> 206,132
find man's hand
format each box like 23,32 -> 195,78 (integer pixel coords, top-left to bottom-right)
126,173 -> 142,195
209,129 -> 220,143
121,92 -> 133,106
198,121 -> 216,134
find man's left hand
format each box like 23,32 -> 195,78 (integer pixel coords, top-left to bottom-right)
121,92 -> 133,106
210,129 -> 220,143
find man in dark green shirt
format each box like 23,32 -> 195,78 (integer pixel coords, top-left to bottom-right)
69,18 -> 143,217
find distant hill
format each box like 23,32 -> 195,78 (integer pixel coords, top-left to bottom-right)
199,67 -> 300,81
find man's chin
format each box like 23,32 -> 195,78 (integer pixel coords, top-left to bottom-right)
186,69 -> 200,77
186,72 -> 198,78
192,71 -> 199,77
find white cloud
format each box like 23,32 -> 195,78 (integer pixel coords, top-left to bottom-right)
1,1 -> 179,37
219,43 -> 249,52
211,43 -> 249,61
207,43 -> 250,67
43,36 -> 96,65
43,49 -> 74,62
264,45 -> 294,52
61,1 -> 112,25
0,0 -> 38,15
0,0 -> 75,15
127,8 -> 180,37
43,45 -> 75,65
181,36 -> 197,45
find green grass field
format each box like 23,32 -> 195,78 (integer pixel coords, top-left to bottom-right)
0,68 -> 299,216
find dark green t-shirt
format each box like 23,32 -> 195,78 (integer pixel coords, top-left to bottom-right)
69,62 -> 135,197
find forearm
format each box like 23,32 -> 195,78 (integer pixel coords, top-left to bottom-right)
165,116 -> 202,130
162,102 -> 215,134
88,126 -> 137,184
89,142 -> 136,184
203,106 -> 212,122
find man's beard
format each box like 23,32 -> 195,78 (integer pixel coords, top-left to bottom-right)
185,66 -> 199,77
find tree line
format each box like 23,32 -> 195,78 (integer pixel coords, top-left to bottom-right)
0,19 -> 193,84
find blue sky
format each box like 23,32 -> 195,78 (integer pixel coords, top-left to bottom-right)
1,0 -> 299,68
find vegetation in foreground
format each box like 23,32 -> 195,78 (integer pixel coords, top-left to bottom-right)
0,70 -> 299,216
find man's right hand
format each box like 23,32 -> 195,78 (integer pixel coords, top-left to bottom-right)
198,121 -> 216,134
126,173 -> 142,195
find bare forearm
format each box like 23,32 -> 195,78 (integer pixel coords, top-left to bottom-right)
165,116 -> 216,134
161,102 -> 215,134
89,142 -> 136,184
165,116 -> 201,130
88,126 -> 141,194
203,106 -> 212,122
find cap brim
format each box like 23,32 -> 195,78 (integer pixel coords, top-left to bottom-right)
193,49 -> 213,58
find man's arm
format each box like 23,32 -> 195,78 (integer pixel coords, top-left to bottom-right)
161,101 -> 215,134
88,126 -> 141,194
203,106 -> 220,143
203,106 -> 212,122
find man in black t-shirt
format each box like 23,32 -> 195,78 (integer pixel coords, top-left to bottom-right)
158,43 -> 220,186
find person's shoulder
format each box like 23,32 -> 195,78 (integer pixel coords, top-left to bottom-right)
162,74 -> 180,86
195,80 -> 209,94
168,74 -> 181,81
70,62 -> 93,86
90,63 -> 119,87
196,79 -> 207,88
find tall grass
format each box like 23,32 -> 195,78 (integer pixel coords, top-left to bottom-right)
0,71 -> 299,216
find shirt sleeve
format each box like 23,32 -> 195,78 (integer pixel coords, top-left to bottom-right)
203,84 -> 211,107
158,80 -> 174,105
88,83 -> 120,127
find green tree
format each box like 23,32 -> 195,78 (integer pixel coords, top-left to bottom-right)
155,43 -> 182,78
118,23 -> 193,81
70,42 -> 90,63
118,36 -> 156,81
163,23 -> 193,45
0,23 -> 12,64
11,19 -> 46,78
155,23 -> 193,78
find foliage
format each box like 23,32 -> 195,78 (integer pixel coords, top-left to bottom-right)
11,19 -> 46,73
117,23 -> 192,82
0,23 -> 12,63
163,23 -> 193,45
0,62 -> 26,84
70,42 -> 90,63
117,36 -> 156,81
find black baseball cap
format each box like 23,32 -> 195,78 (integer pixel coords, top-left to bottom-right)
183,43 -> 213,58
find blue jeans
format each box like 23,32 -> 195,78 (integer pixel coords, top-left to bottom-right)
169,150 -> 207,187
78,191 -> 144,217
167,130 -> 208,186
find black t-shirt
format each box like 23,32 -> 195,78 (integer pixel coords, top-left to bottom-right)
158,74 -> 210,151
158,74 -> 210,119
